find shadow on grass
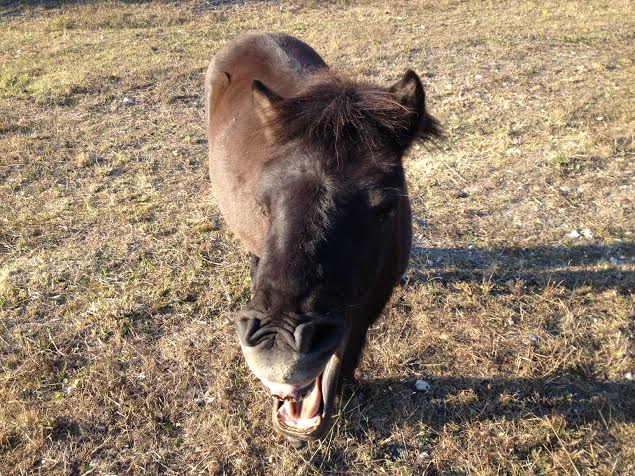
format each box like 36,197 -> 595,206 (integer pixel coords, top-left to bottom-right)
349,376 -> 635,428
0,0 -> 274,11
410,242 -> 634,292
302,376 -> 634,472
0,0 -> 141,10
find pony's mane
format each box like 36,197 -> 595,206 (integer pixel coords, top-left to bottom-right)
266,71 -> 440,163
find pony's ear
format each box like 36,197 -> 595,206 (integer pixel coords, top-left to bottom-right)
205,72 -> 231,130
390,69 -> 424,109
252,80 -> 283,127
389,70 -> 441,149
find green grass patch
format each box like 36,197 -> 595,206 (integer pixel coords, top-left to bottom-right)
561,31 -> 610,45
0,73 -> 35,98
552,153 -> 585,174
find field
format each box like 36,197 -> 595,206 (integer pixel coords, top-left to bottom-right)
1,0 -> 634,474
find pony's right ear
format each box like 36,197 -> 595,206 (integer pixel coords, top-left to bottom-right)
252,80 -> 283,127
389,70 -> 441,149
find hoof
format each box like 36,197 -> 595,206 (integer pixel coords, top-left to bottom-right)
286,436 -> 307,449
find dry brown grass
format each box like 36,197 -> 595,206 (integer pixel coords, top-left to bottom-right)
1,1 -> 633,474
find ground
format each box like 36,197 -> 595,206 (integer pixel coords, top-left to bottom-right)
0,0 -> 634,475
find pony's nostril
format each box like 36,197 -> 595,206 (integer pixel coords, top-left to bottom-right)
294,320 -> 342,355
294,322 -> 314,353
236,313 -> 263,346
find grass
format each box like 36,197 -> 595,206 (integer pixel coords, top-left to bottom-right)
0,0 -> 633,474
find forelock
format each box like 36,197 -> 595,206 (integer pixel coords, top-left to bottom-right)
265,71 -> 416,165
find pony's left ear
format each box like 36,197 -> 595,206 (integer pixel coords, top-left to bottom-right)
389,70 -> 441,149
252,80 -> 284,142
253,80 -> 283,125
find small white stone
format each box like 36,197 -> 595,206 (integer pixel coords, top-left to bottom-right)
203,389 -> 215,404
122,96 -> 136,106
625,372 -> 633,381
415,379 -> 432,392
529,335 -> 542,345
581,228 -> 593,239
568,229 -> 580,238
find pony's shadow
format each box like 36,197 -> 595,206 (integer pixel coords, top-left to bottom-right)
346,376 -> 634,430
409,242 -> 634,292
303,376 -> 634,473
383,241 -> 634,431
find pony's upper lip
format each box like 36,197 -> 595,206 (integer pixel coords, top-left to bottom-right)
262,379 -> 316,402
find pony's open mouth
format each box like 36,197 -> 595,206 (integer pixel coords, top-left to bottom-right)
270,354 -> 340,438
275,375 -> 323,432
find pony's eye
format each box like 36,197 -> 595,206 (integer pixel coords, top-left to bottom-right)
256,200 -> 269,217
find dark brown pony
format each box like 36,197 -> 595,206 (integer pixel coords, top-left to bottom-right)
205,32 -> 439,445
